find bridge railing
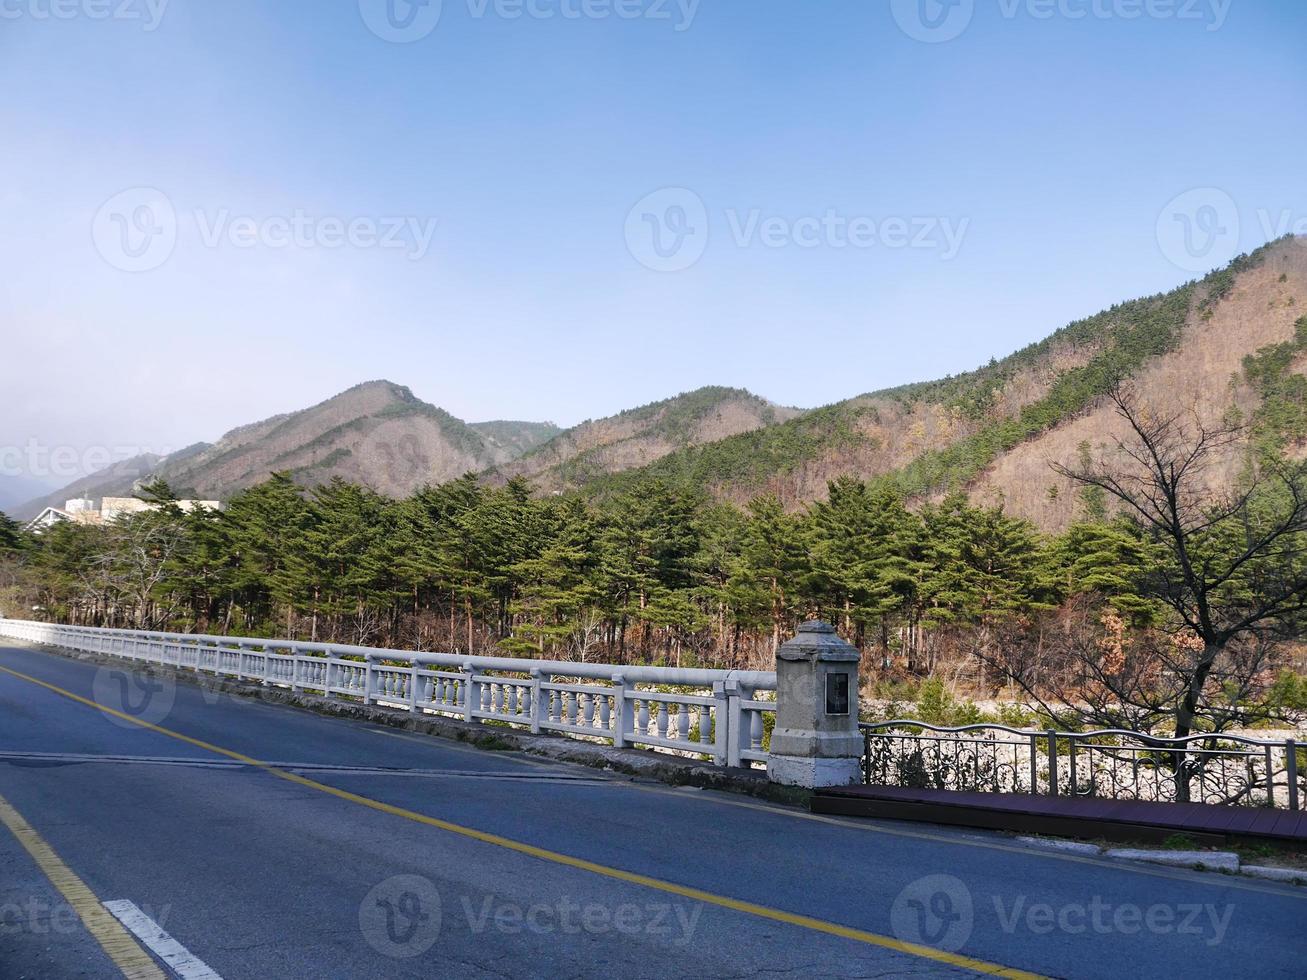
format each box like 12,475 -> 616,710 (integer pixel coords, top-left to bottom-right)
0,619 -> 775,769
861,720 -> 1305,810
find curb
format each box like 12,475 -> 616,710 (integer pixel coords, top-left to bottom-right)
1104,848 -> 1241,873
1014,836 -> 1102,857
1016,835 -> 1306,884
1241,865 -> 1307,885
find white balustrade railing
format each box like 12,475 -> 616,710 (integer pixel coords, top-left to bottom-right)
0,619 -> 776,768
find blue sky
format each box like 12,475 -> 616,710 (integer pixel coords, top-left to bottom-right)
2,0 -> 1306,499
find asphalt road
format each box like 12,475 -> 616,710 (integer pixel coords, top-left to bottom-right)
0,643 -> 1302,979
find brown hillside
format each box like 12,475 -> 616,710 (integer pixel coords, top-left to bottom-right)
975,239 -> 1307,528
607,238 -> 1307,528
156,381 -> 511,498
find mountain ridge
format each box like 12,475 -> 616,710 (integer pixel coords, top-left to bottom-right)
485,386 -> 803,493
565,237 -> 1307,528
15,236 -> 1306,529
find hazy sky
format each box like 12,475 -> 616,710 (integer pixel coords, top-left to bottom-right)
3,0 -> 1306,497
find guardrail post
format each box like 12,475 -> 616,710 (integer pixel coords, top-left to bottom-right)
724,679 -> 743,768
363,657 -> 375,705
463,660 -> 476,723
611,674 -> 629,747
712,681 -> 729,766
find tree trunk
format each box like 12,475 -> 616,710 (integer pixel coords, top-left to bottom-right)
1172,641 -> 1223,803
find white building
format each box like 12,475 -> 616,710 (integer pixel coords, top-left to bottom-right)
23,497 -> 221,534
24,507 -> 74,533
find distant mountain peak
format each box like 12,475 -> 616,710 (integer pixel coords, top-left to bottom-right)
488,385 -> 802,492
16,381 -> 556,516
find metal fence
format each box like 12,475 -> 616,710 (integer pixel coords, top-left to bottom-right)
0,620 -> 776,769
861,721 -> 1306,810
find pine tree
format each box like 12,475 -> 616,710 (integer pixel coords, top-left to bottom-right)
0,512 -> 23,555
806,478 -> 920,662
735,495 -> 809,654
220,474 -> 314,634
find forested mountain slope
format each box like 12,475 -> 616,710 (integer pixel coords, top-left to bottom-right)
597,237 -> 1307,528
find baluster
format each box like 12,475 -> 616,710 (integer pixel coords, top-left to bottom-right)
656,702 -> 669,739
699,705 -> 712,744
600,696 -> 611,731
550,690 -> 561,723
677,703 -> 690,741
566,692 -> 577,726
637,699 -> 649,737
583,693 -> 595,728
494,682 -> 505,714
521,686 -> 532,721
508,685 -> 519,717
1264,744 -> 1275,808
750,709 -> 764,751
481,683 -> 492,713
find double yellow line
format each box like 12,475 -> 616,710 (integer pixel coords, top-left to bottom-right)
0,662 -> 1042,979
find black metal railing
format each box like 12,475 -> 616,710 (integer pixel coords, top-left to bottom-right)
861,721 -> 1304,810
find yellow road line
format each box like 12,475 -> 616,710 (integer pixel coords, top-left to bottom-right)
1,662 -> 1040,979
0,791 -> 165,980
19,641 -> 1290,899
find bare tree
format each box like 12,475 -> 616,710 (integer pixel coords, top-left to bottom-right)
85,512 -> 187,629
984,599 -> 1294,737
566,607 -> 606,663
1047,386 -> 1307,741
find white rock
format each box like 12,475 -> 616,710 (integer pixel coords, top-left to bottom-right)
1241,865 -> 1307,885
1105,848 -> 1240,873
1016,836 -> 1102,856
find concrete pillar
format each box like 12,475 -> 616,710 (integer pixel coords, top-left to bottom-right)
767,621 -> 862,788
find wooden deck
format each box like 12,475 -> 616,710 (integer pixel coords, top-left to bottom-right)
812,784 -> 1307,846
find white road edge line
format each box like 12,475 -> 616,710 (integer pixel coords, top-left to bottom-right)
102,900 -> 223,980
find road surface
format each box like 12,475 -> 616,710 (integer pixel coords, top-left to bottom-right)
0,642 -> 1302,979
